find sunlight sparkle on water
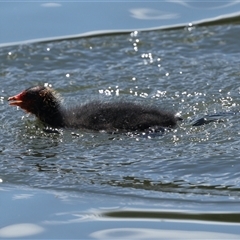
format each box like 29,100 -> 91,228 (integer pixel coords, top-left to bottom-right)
130,31 -> 138,37
44,83 -> 52,88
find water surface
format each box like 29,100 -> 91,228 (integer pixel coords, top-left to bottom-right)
1,1 -> 240,45
0,14 -> 240,239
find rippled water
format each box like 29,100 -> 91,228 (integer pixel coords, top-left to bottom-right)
1,21 -> 240,238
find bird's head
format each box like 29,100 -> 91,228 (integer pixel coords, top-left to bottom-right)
8,86 -> 59,116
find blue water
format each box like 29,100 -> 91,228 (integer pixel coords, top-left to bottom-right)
1,2 -> 240,239
1,1 -> 240,45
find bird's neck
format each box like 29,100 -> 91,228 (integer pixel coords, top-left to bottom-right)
37,101 -> 65,128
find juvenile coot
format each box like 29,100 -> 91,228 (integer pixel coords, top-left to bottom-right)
8,86 -> 181,132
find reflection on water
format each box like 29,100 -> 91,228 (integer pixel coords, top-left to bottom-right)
91,228 -> 240,240
1,185 -> 240,239
0,224 -> 44,238
41,3 -> 61,8
1,1 -> 240,45
103,209 -> 240,223
176,0 -> 239,9
129,8 -> 179,20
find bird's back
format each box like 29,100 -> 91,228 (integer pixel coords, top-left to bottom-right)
63,101 -> 179,132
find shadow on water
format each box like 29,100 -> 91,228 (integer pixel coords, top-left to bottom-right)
103,209 -> 240,223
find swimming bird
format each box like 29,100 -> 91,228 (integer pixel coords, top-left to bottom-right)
8,86 -> 181,132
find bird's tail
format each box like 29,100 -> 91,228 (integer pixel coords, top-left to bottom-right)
192,112 -> 236,126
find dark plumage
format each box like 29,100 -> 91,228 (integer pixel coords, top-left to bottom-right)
8,86 -> 181,132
